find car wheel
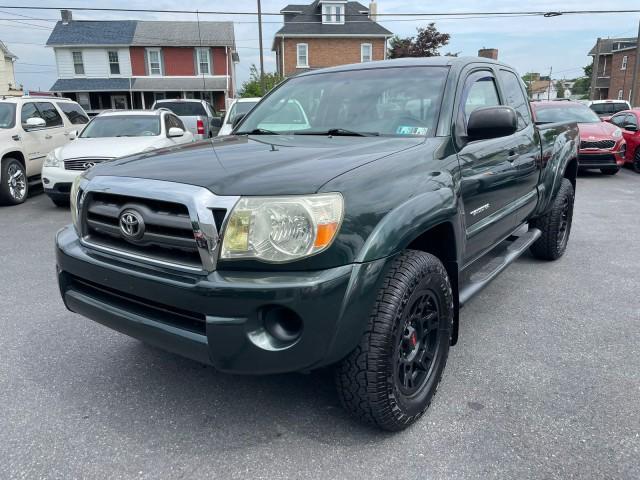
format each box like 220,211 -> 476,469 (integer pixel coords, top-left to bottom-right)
335,250 -> 453,431
50,197 -> 70,208
600,167 -> 619,175
530,178 -> 574,261
0,157 -> 28,205
633,151 -> 640,173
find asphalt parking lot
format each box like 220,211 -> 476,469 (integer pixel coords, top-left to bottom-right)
1,169 -> 639,480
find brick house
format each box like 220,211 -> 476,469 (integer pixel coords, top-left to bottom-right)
589,37 -> 639,104
272,1 -> 392,77
46,10 -> 238,113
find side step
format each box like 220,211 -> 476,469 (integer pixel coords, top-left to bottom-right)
459,228 -> 541,307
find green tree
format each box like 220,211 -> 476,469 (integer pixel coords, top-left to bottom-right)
387,23 -> 450,59
584,62 -> 593,78
571,77 -> 590,98
240,64 -> 283,97
555,81 -> 565,98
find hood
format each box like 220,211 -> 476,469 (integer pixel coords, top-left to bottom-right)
578,121 -> 618,140
59,136 -> 162,160
86,135 -> 425,196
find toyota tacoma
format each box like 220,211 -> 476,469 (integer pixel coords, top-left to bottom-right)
56,57 -> 579,431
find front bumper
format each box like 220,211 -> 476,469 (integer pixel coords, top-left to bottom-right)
42,165 -> 80,199
56,225 -> 391,374
578,147 -> 625,169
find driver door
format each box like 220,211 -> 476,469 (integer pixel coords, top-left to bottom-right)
19,102 -> 49,176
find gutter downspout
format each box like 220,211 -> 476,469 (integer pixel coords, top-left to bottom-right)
281,35 -> 285,77
631,21 -> 640,107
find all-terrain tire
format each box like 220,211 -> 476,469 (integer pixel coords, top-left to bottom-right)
600,167 -> 619,175
0,157 -> 28,205
335,250 -> 453,431
529,178 -> 574,261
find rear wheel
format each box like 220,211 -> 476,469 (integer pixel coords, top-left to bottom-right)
530,178 -> 574,260
633,151 -> 640,173
335,250 -> 453,431
600,167 -> 619,175
0,157 -> 28,205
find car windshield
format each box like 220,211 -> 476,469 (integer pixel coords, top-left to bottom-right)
0,103 -> 16,129
157,102 -> 206,116
80,116 -> 161,138
226,101 -> 259,123
535,105 -> 601,124
590,102 -> 628,114
236,66 -> 449,136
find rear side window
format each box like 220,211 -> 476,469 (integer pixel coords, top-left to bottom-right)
498,70 -> 531,130
57,102 -> 89,125
36,102 -> 63,127
156,102 -> 206,116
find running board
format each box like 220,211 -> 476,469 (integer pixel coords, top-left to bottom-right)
459,228 -> 541,307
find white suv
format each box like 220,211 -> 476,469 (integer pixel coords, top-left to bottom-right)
42,109 -> 194,206
0,96 -> 89,205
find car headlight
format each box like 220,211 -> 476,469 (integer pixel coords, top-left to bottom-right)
44,149 -> 62,167
220,193 -> 344,263
612,128 -> 622,138
70,175 -> 83,232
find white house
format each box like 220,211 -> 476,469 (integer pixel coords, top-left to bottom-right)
0,40 -> 22,97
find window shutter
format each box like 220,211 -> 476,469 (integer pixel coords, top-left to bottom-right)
193,48 -> 198,75
160,49 -> 165,76
143,49 -> 149,76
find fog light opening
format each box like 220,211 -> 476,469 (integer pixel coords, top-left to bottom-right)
263,306 -> 303,344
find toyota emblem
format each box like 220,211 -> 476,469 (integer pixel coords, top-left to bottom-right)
119,209 -> 145,241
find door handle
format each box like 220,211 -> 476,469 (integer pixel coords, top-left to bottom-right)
45,134 -> 52,139
507,151 -> 519,162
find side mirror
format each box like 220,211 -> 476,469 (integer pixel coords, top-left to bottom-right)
24,117 -> 46,130
210,116 -> 222,128
231,113 -> 247,129
467,106 -> 518,142
167,127 -> 184,138
623,123 -> 638,132
69,130 -> 78,140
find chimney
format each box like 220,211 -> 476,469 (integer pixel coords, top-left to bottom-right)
61,9 -> 72,25
478,48 -> 498,60
369,1 -> 378,22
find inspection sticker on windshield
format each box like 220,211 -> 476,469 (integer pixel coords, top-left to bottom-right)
396,126 -> 428,135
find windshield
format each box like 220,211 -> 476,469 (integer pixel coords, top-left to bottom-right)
157,102 -> 206,116
590,102 -> 629,115
226,101 -> 259,123
80,116 -> 161,138
0,103 -> 16,129
535,105 -> 601,124
236,66 -> 449,136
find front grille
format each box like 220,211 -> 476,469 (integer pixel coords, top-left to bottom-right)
64,158 -> 112,171
82,192 -> 212,271
67,274 -> 206,334
578,153 -> 616,166
580,140 -> 616,150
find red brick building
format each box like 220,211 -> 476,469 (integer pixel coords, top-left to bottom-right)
272,1 -> 392,77
589,37 -> 640,105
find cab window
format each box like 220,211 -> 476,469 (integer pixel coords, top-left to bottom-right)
458,71 -> 501,135
498,70 -> 531,130
21,103 -> 42,126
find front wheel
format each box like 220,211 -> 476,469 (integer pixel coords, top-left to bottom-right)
600,167 -> 619,175
633,151 -> 640,173
335,250 -> 453,431
0,157 -> 28,205
530,178 -> 574,260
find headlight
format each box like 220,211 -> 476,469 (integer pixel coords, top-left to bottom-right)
70,175 -> 83,232
44,149 -> 62,167
221,193 -> 344,263
612,128 -> 622,139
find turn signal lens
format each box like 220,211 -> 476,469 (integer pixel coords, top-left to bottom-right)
221,193 -> 344,263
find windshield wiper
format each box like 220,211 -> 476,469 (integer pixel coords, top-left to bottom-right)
295,128 -> 379,137
237,128 -> 280,135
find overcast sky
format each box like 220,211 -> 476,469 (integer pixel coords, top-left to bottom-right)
3,0 -> 639,93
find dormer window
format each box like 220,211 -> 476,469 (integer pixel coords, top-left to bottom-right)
322,2 -> 345,24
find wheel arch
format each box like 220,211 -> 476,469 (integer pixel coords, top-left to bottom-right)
2,151 -> 26,169
563,157 -> 578,191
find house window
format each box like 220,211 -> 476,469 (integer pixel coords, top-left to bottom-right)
361,43 -> 372,62
147,49 -> 162,76
297,43 -> 308,68
72,51 -> 84,75
108,51 -> 120,75
76,92 -> 91,110
322,3 -> 344,24
197,48 -> 211,75
621,55 -> 628,70
617,89 -> 623,100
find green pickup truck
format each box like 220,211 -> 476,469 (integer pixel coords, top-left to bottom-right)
56,57 -> 579,431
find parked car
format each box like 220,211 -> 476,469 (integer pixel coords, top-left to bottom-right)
56,57 -> 578,431
42,109 -> 194,206
218,98 -> 260,136
0,96 -> 89,205
531,100 -> 625,175
608,108 -> 640,172
588,100 -> 631,120
151,99 -> 222,140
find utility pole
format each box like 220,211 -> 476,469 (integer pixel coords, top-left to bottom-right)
547,66 -> 553,100
257,0 -> 265,95
631,18 -> 640,107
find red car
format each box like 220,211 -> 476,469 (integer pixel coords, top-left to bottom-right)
531,101 -> 626,175
608,109 -> 640,173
